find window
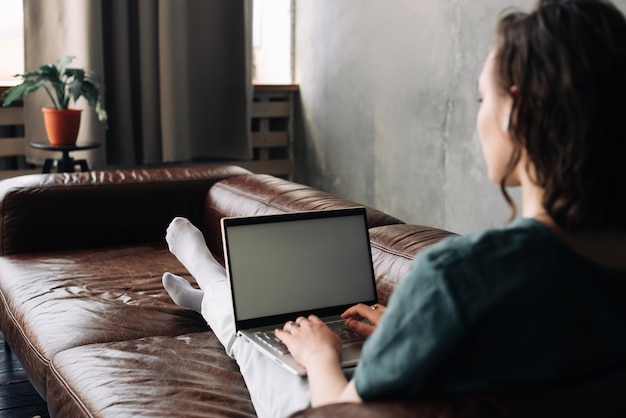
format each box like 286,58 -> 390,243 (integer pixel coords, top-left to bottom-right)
0,0 -> 24,86
2,1 -> 287,86
252,0 -> 292,84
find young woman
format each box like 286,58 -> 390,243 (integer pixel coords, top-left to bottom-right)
162,0 -> 626,416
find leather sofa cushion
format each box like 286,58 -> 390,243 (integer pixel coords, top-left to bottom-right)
0,244 -> 207,396
203,174 -> 404,259
47,332 -> 256,418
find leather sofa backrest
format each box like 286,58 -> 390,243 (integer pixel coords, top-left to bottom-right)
203,174 -> 404,262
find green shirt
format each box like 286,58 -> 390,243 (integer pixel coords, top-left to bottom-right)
354,218 -> 626,400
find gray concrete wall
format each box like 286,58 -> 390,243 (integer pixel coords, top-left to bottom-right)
293,0 -> 624,234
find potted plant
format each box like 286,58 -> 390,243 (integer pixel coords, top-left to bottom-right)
1,56 -> 108,146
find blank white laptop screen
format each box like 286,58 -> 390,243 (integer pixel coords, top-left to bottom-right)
223,208 -> 377,325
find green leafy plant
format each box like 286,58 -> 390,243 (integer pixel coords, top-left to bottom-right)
1,56 -> 108,127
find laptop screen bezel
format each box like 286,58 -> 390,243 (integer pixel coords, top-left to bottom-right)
221,207 -> 378,332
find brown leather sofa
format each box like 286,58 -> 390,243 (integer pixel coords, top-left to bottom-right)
0,165 -> 623,417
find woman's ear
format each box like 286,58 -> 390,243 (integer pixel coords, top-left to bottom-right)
502,86 -> 518,132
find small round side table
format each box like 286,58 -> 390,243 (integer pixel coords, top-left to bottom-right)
29,142 -> 101,173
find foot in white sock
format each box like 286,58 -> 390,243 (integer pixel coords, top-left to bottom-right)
165,217 -> 226,290
162,272 -> 204,312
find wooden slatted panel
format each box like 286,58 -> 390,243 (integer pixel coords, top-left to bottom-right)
0,168 -> 38,180
0,106 -> 24,126
248,85 -> 298,179
251,101 -> 290,118
0,137 -> 26,157
235,159 -> 293,176
0,104 -> 38,179
0,105 -> 26,160
251,131 -> 289,148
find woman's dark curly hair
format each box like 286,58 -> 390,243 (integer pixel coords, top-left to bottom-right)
494,0 -> 626,233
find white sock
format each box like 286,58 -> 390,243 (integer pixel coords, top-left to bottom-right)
165,217 -> 226,291
162,272 -> 204,312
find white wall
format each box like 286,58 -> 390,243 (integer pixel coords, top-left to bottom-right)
293,0 -> 625,234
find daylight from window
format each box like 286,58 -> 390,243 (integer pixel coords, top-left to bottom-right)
1,1 -> 287,86
0,0 -> 24,85
253,0 -> 292,84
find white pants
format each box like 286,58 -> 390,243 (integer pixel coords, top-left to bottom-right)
200,277 -> 311,418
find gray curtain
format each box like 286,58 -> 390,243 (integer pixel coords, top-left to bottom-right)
23,0 -> 252,169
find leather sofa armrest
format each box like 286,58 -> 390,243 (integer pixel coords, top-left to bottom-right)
0,165 -> 251,255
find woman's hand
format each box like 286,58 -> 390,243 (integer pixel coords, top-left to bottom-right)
276,316 -> 361,407
341,303 -> 387,337
275,315 -> 342,370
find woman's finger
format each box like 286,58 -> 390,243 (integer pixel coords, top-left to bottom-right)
345,317 -> 376,337
283,321 -> 296,333
341,303 -> 369,320
342,303 -> 386,324
275,328 -> 290,341
307,314 -> 324,324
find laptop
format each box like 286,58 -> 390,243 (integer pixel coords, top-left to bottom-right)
221,207 -> 378,376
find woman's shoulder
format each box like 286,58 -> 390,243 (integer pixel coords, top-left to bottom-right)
405,217 -> 625,316
394,219 -> 565,323
416,217 -> 552,274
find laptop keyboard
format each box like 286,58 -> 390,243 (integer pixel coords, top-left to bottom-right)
255,331 -> 290,355
254,319 -> 364,356
326,319 -> 364,343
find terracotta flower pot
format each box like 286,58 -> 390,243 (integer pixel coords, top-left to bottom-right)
42,108 -> 83,146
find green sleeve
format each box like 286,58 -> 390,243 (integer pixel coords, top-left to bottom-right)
354,249 -> 468,400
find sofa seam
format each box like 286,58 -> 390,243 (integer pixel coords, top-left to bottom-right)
48,358 -> 96,418
0,286 -> 50,369
0,169 -> 251,193
213,182 -> 315,213
7,178 -> 231,192
214,182 -> 370,215
369,241 -> 416,260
